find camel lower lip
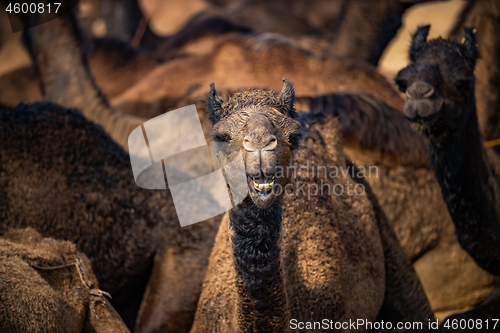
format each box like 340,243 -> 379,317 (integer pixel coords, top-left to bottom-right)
405,106 -> 442,124
248,180 -> 276,207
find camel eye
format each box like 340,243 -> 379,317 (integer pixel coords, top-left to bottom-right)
395,78 -> 408,93
214,132 -> 231,142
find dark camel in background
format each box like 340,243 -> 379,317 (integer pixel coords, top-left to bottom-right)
399,25 -> 500,327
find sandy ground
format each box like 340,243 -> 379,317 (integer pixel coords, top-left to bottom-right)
0,0 -> 466,80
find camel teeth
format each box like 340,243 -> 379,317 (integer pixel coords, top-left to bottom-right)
253,180 -> 274,190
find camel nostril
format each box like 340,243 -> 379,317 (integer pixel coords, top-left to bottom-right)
262,136 -> 277,151
406,82 -> 435,100
243,137 -> 257,151
244,135 -> 277,151
422,87 -> 435,98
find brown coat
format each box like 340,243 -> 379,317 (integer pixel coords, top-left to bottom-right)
0,228 -> 129,333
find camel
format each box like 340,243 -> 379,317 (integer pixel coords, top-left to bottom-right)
0,38 -> 159,106
0,227 -> 129,333
399,25 -> 500,322
189,79 -> 434,332
22,11 -> 147,149
449,0 -> 500,155
22,9 -> 403,142
0,17 -> 254,107
2,1 -> 411,111
0,101 -> 222,331
23,9 -> 497,323
112,33 -> 404,119
0,0 -> 435,106
17,26 -> 405,120
182,88 -> 498,321
399,25 -> 500,276
157,0 -> 436,65
76,0 -> 433,66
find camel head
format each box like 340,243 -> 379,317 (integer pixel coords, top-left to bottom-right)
396,25 -> 478,134
208,79 -> 301,209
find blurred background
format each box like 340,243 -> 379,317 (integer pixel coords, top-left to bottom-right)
0,0 -> 466,79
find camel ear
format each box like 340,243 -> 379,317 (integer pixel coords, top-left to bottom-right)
462,27 -> 478,68
279,78 -> 295,117
410,25 -> 430,62
208,83 -> 224,125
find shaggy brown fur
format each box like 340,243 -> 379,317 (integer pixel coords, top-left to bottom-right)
299,92 -> 446,259
181,89 -> 498,321
0,102 -> 220,331
302,92 -> 429,167
0,228 -> 129,333
20,9 -> 494,327
23,11 -> 403,140
19,12 -> 219,331
113,33 -> 404,118
399,25 -> 500,276
399,26 -> 500,325
299,92 -> 500,320
449,0 -> 500,155
190,81 -> 433,332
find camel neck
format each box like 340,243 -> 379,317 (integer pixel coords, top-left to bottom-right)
428,105 -> 500,275
25,11 -> 143,149
229,200 -> 287,332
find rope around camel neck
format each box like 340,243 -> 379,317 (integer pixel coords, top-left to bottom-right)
31,258 -> 93,291
30,259 -> 112,319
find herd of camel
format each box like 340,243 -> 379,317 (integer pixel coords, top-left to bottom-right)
0,0 -> 500,332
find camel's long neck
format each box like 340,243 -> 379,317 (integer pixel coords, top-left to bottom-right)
229,200 -> 287,332
428,102 -> 500,275
24,11 -> 143,149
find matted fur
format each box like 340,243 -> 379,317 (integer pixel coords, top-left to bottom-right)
0,228 -> 130,333
185,88 -> 496,319
0,102 -> 220,330
190,84 -> 434,332
398,26 -> 500,276
302,92 -> 429,167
